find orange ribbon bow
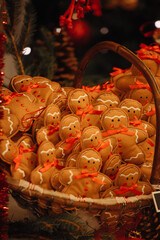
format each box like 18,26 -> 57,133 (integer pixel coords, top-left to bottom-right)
82,85 -> 101,93
129,119 -> 142,127
64,131 -> 81,151
76,104 -> 103,121
39,158 -> 64,173
102,82 -> 115,92
137,43 -> 160,54
145,107 -> 156,116
3,92 -> 23,105
47,124 -> 59,135
94,140 -> 110,152
102,128 -> 135,137
129,80 -> 151,91
13,145 -> 36,170
21,83 -> 47,92
110,67 -> 129,77
75,169 -> 106,185
114,183 -> 142,195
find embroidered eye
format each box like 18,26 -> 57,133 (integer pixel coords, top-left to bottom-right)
147,147 -> 150,150
110,104 -> 112,106
47,153 -> 49,156
126,177 -> 128,180
21,81 -> 23,83
112,169 -> 114,171
140,96 -> 142,99
69,128 -> 72,130
146,96 -> 148,99
93,161 -> 95,164
118,119 -> 120,121
88,160 -> 90,163
95,136 -> 97,139
83,99 -> 85,101
133,111 -> 135,113
51,152 -> 53,155
53,117 -> 55,119
131,177 -> 134,179
112,119 -> 114,122
78,100 -> 80,103
128,110 -> 130,112
91,139 -> 93,142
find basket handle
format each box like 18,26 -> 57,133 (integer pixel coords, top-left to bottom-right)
74,41 -> 160,184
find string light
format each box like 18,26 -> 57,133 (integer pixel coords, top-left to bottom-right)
22,47 -> 31,55
155,20 -> 160,28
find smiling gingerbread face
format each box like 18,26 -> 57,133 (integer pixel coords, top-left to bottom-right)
67,89 -> 91,113
102,154 -> 122,178
77,148 -> 102,171
114,164 -> 141,187
59,114 -> 81,140
43,104 -> 61,127
101,108 -> 128,130
119,99 -> 143,120
81,126 -> 102,150
38,141 -> 56,165
95,92 -> 120,108
11,75 -> 34,92
129,88 -> 153,106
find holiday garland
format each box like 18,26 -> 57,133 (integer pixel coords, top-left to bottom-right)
0,2 -> 9,240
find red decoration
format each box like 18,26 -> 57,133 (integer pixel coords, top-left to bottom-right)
60,0 -> 102,29
0,5 -> 9,240
0,170 -> 9,240
67,19 -> 92,45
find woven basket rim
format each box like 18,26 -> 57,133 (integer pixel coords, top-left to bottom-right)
7,175 -> 153,211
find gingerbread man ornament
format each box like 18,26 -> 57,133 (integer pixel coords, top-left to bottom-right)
101,108 -> 148,165
80,126 -> 118,164
59,148 -> 112,198
67,88 -> 103,129
36,104 -> 61,145
30,140 -> 64,189
0,134 -> 37,180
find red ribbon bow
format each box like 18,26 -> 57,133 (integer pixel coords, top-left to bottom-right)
21,83 -> 47,92
110,67 -> 129,77
47,124 -> 59,135
129,80 -> 151,91
102,128 -> 135,137
75,169 -> 106,185
76,104 -> 102,121
39,158 -> 64,173
3,92 -> 23,105
114,183 -> 142,195
64,131 -> 81,151
13,145 -> 36,170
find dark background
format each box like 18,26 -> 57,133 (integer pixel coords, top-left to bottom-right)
31,0 -> 160,82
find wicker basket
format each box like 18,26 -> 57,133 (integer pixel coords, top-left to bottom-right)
5,41 -> 160,235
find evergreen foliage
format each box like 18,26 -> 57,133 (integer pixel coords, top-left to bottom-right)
4,0 -> 37,75
8,212 -> 115,240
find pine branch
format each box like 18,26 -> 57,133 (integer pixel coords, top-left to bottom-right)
4,0 -> 37,75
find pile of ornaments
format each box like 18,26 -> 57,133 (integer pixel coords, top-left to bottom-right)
0,43 -> 159,230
